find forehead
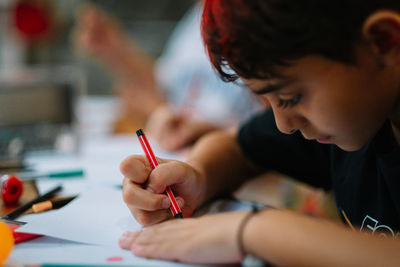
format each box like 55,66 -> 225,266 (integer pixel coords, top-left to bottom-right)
241,59 -> 303,94
242,76 -> 293,95
242,55 -> 347,94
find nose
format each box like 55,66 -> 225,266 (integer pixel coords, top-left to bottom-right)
272,108 -> 307,135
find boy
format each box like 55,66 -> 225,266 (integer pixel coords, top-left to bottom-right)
118,0 -> 400,265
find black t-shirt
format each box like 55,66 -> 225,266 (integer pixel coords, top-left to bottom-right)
238,110 -> 400,235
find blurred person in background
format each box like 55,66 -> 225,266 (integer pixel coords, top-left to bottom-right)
73,2 -> 263,151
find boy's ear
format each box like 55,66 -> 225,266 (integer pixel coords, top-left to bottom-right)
362,10 -> 400,66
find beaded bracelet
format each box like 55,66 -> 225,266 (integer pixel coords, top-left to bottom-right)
237,206 -> 260,259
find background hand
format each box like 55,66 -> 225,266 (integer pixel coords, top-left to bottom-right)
146,104 -> 219,151
73,3 -> 164,120
73,3 -> 129,64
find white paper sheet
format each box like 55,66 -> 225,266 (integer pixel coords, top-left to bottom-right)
9,185 -> 227,266
16,186 -> 139,247
8,236 -> 199,266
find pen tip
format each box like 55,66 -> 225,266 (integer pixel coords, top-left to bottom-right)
174,213 -> 183,219
136,129 -> 144,137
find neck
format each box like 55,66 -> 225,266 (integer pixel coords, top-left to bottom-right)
392,123 -> 400,145
389,79 -> 400,145
390,108 -> 400,146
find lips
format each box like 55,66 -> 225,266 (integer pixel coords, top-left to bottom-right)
316,137 -> 331,143
302,133 -> 331,143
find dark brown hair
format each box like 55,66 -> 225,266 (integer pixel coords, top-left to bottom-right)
201,0 -> 400,82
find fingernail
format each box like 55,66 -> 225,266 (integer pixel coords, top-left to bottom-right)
177,199 -> 183,208
119,231 -> 132,248
162,198 -> 170,209
146,187 -> 154,193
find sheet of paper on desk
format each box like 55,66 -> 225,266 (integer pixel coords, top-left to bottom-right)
16,186 -> 140,247
8,236 -> 198,267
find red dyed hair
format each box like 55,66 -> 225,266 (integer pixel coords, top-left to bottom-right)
201,0 -> 400,82
201,0 -> 248,82
201,0 -> 290,82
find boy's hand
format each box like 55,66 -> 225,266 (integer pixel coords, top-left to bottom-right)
119,211 -> 247,264
120,155 -> 205,226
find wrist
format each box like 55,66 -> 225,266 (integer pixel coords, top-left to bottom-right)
237,207 -> 262,260
242,208 -> 281,263
107,45 -> 140,74
187,161 -> 208,208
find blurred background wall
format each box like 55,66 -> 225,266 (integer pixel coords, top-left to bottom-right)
0,0 -> 196,94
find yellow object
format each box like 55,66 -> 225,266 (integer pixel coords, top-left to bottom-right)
0,221 -> 14,264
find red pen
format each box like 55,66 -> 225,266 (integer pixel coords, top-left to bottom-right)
136,129 -> 183,219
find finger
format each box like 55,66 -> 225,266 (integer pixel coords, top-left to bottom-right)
123,221 -> 185,261
146,161 -> 189,194
119,231 -> 138,249
119,230 -> 163,257
131,208 -> 172,226
176,196 -> 185,211
119,224 -> 164,250
123,177 -> 170,211
120,155 -> 153,184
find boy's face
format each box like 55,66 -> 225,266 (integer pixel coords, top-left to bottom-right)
244,45 -> 400,151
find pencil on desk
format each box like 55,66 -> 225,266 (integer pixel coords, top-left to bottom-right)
32,196 -> 77,213
1,184 -> 63,220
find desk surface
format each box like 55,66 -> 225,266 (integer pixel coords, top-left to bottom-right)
1,180 -> 38,218
3,134 -> 196,266
3,96 -> 337,266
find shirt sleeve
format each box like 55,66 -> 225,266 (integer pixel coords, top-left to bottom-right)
237,109 -> 332,190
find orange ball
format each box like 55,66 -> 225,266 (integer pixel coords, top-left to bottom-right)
0,221 -> 14,264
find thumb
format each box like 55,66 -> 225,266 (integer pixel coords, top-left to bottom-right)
120,155 -> 167,184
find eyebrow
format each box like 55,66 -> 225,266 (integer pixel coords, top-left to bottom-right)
252,81 -> 292,95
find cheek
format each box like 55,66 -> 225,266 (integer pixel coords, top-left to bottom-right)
312,92 -> 385,147
304,91 -> 357,134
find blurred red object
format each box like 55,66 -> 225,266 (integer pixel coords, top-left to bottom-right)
12,0 -> 54,42
1,175 -> 23,205
6,223 -> 42,243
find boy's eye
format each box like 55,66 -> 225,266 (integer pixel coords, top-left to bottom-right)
277,94 -> 302,108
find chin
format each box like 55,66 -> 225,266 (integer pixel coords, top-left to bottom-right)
336,142 -> 365,152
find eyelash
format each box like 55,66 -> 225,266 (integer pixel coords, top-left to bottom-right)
278,95 -> 302,108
